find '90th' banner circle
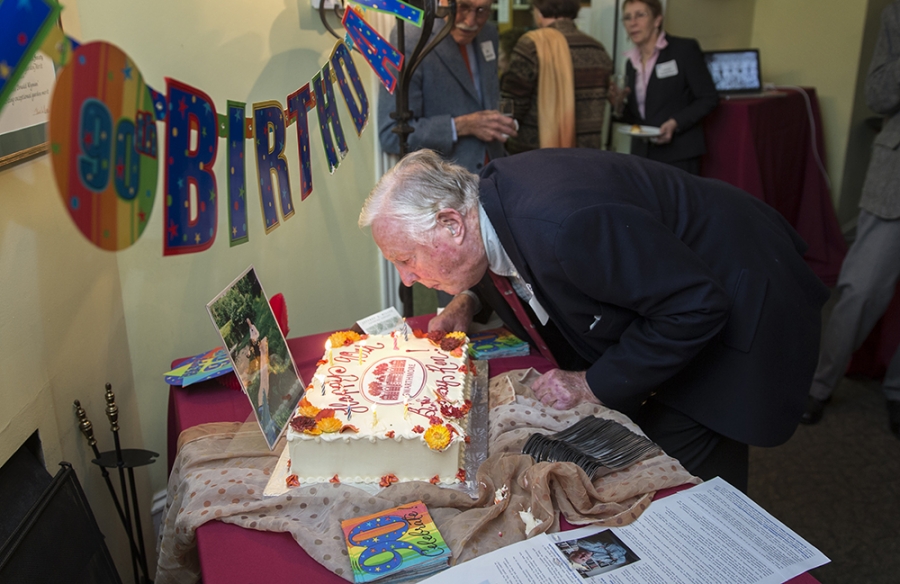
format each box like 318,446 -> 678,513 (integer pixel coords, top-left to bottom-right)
50,41 -> 158,251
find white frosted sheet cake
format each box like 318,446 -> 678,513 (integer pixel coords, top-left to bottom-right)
284,330 -> 474,487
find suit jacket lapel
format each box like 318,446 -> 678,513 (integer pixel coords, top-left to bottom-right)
433,24 -> 481,103
478,176 -> 537,288
644,44 -> 672,120
473,31 -> 498,108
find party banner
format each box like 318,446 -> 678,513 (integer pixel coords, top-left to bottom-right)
4,0 -> 422,254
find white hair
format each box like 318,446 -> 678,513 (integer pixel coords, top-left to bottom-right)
359,150 -> 481,244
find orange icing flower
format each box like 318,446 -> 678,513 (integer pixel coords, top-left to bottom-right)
411,425 -> 425,434
450,347 -> 464,358
297,397 -> 320,419
304,427 -> 323,436
286,474 -> 300,487
316,416 -> 343,433
328,330 -> 361,347
456,468 -> 466,482
379,473 -> 399,488
429,475 -> 441,485
385,430 -> 395,439
340,424 -> 359,434
315,408 -> 336,421
315,359 -> 328,366
329,475 -> 340,484
412,328 -> 428,339
424,424 -> 452,451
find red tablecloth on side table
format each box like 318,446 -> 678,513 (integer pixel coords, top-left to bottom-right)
701,88 -> 899,380
701,88 -> 846,287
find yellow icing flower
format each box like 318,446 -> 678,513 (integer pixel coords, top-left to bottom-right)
328,330 -> 361,347
423,424 -> 452,451
303,426 -> 323,436
316,416 -> 342,433
446,331 -> 468,342
297,397 -> 320,419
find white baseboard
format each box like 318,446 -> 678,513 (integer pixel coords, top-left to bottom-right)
150,489 -> 167,540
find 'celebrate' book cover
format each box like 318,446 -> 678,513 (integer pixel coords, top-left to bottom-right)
341,500 -> 451,583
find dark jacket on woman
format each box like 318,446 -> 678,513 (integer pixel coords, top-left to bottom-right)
621,34 -> 718,164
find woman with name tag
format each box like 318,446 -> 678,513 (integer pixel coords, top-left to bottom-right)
609,0 -> 718,174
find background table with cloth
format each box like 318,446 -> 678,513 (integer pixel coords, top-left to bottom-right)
700,88 -> 900,381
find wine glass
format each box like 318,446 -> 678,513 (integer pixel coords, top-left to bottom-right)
610,73 -> 627,117
498,98 -> 515,118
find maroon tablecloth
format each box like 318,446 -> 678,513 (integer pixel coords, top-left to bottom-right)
168,315 -> 818,583
701,88 -> 847,287
701,89 -> 899,380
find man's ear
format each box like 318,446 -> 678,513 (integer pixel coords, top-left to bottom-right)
436,208 -> 465,239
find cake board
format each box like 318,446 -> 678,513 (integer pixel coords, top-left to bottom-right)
264,360 -> 490,498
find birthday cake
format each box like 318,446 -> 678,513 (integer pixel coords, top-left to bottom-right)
284,329 -> 474,486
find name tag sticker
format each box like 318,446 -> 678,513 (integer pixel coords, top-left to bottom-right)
656,60 -> 678,78
481,40 -> 496,62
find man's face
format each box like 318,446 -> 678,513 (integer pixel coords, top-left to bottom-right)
570,549 -> 592,565
371,215 -> 482,295
450,0 -> 492,45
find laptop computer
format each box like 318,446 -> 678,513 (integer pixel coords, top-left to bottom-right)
703,49 -> 782,99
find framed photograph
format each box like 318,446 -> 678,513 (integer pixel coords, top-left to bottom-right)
206,266 -> 306,449
0,50 -> 57,170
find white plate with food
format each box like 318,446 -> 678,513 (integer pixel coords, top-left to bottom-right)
617,124 -> 661,138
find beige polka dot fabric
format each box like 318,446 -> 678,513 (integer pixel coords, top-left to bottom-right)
156,369 -> 698,583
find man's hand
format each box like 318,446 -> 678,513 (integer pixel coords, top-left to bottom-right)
455,110 -> 518,143
532,369 -> 602,410
653,118 -> 678,145
428,292 -> 479,333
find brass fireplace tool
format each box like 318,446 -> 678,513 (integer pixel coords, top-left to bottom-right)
74,383 -> 157,584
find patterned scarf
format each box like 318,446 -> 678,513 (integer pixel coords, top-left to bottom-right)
526,27 -> 576,148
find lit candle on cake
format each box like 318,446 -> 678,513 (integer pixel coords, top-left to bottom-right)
358,339 -> 366,365
372,404 -> 378,427
403,395 -> 409,419
325,339 -> 333,366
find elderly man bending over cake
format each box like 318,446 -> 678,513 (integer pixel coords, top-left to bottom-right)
359,149 -> 828,493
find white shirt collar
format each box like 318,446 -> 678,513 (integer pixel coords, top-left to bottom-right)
478,205 -> 550,325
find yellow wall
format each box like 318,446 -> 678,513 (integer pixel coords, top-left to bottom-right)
751,0 -> 869,206
0,0 -> 381,579
666,0 -> 756,51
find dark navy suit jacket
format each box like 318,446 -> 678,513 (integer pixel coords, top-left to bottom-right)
475,149 -> 828,447
622,34 -> 718,164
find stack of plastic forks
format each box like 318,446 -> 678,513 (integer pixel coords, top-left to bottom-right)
522,416 -> 661,478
